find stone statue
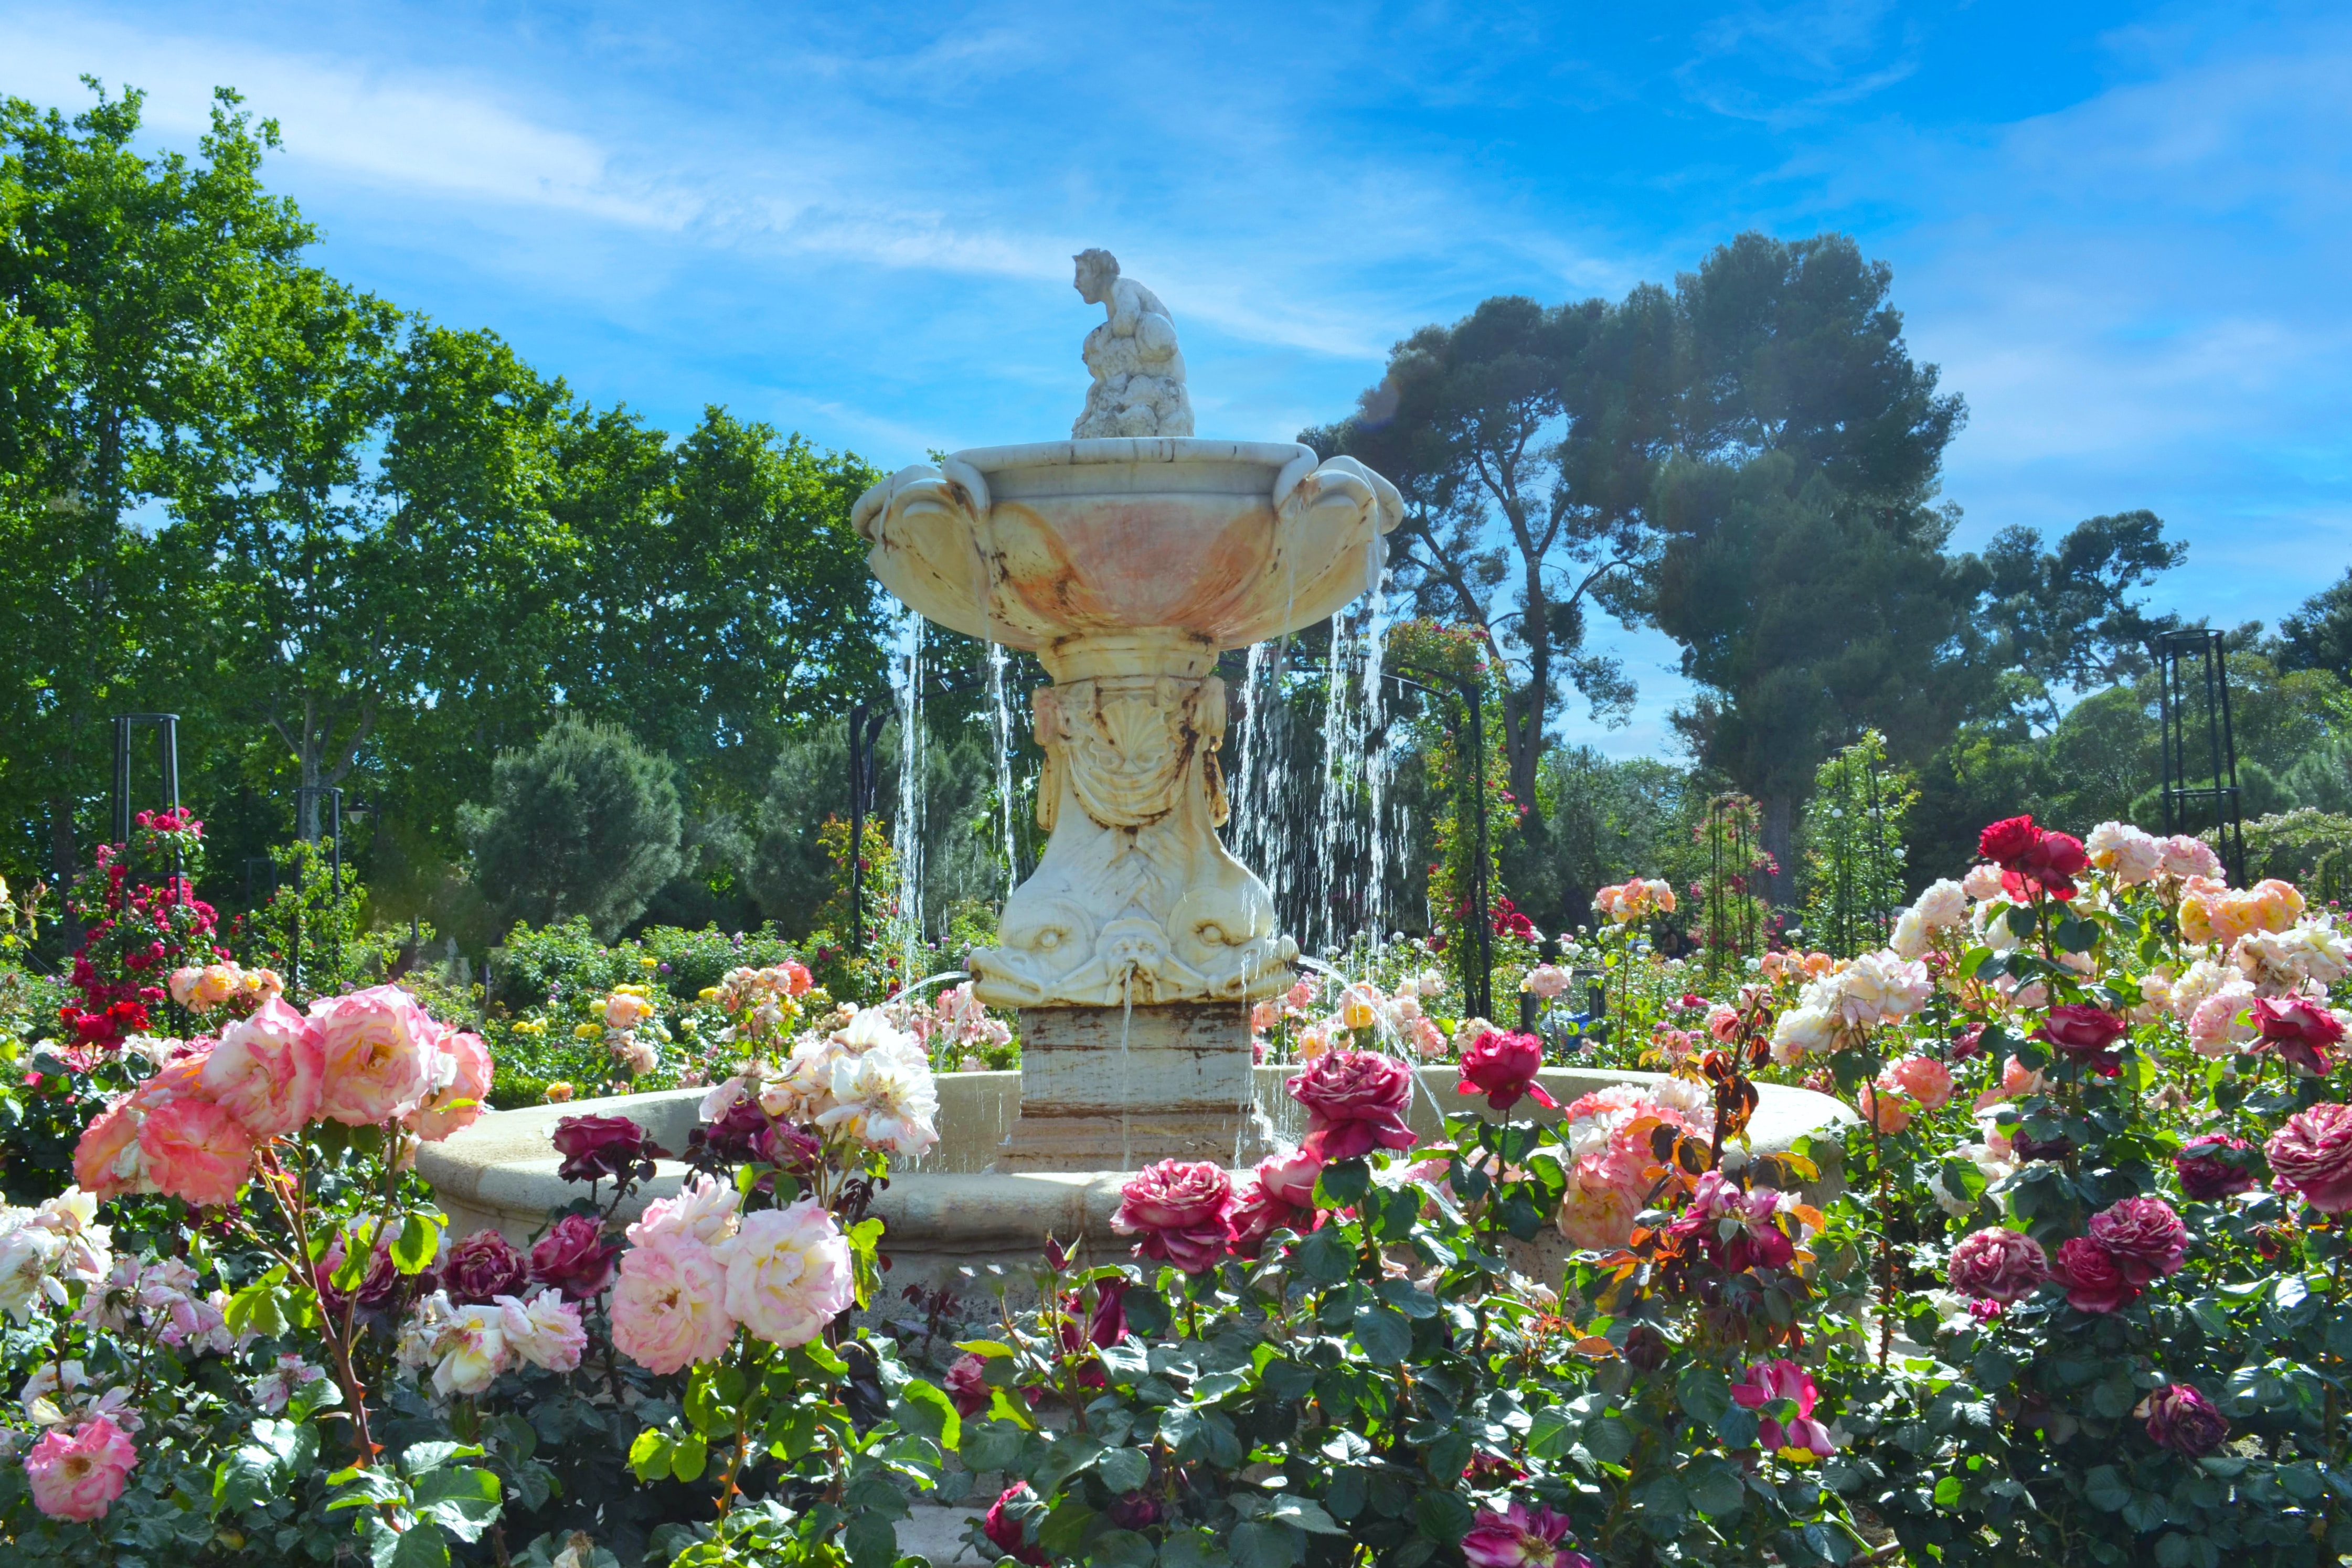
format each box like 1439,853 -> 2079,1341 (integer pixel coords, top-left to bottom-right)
1071,248 -> 1193,439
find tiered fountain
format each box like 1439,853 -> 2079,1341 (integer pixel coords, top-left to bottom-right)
419,253 -> 1850,1285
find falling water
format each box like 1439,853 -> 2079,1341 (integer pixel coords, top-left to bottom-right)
987,641 -> 1018,899
891,614 -> 927,979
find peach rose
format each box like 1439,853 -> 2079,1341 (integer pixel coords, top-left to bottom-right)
1882,1055 -> 1954,1112
203,998 -> 326,1137
407,1030 -> 494,1143
139,1095 -> 255,1208
311,985 -> 439,1125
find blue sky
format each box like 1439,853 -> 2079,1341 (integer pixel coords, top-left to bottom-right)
8,0 -> 2348,756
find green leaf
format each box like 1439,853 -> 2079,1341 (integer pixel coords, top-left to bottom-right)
1352,1304 -> 1413,1363
1089,1530 -> 1155,1568
627,1428 -> 673,1482
960,1420 -> 1029,1474
1414,1488 -> 1475,1544
389,1213 -> 440,1276
1231,1519 -> 1303,1568
1265,1495 -> 1345,1535
368,1518 -> 451,1568
1933,1475 -> 1965,1509
669,1433 -> 708,1483
1675,1368 -> 1732,1423
225,1268 -> 291,1341
2082,1465 -> 2132,1512
1293,1224 -> 1356,1284
953,1339 -> 1018,1359
1093,1446 -> 1150,1495
400,1443 -> 482,1480
843,1509 -> 898,1568
411,1465 -> 501,1542
896,1378 -> 961,1453
1317,1159 -> 1371,1206
1683,1456 -> 1744,1518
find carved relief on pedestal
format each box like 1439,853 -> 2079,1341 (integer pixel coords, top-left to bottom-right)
967,666 -> 1295,1009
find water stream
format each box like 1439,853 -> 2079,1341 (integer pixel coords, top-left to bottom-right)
891,615 -> 927,978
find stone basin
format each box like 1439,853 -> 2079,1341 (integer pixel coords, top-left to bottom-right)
419,1070 -> 1856,1294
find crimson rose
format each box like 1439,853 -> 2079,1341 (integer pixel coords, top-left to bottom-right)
1111,1159 -> 1235,1274
1288,1049 -> 1416,1162
528,1212 -> 621,1300
2266,1102 -> 2352,1212
2085,1197 -> 2187,1284
1456,1029 -> 1555,1112
2055,1235 -> 2137,1314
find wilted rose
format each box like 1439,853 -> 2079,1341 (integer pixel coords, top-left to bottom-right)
2138,1382 -> 2229,1458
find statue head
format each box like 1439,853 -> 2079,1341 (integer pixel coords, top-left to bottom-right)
1072,248 -> 1120,305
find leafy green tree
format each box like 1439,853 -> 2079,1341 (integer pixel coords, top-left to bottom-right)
458,717 -> 684,939
0,81 -> 313,887
1305,291 -> 1672,836
2274,567 -> 2352,680
1649,234 -> 1972,893
1975,510 -> 2186,727
1797,729 -> 1915,955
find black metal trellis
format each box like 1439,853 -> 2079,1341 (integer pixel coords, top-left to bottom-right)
1704,794 -> 1762,977
1386,665 -> 1492,1022
110,713 -> 181,846
2157,628 -> 2246,885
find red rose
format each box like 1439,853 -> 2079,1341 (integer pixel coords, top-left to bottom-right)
2174,1134 -> 2259,1201
552,1113 -> 659,1186
1084,1278 -> 1129,1348
2054,1235 -> 2138,1314
2086,1197 -> 2187,1284
2036,1005 -> 2127,1074
1978,815 -> 2044,868
2266,1102 -> 2352,1212
1947,1226 -> 2049,1304
2024,831 -> 2089,885
2252,996 -> 2346,1076
528,1212 -> 621,1300
983,1484 -> 1046,1567
2139,1382 -> 2229,1458
439,1228 -> 529,1305
1111,1159 -> 1235,1274
1455,1029 -> 1556,1113
1287,1049 -> 1417,1162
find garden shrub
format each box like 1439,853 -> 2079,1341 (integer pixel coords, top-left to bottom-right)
460,718 -> 686,941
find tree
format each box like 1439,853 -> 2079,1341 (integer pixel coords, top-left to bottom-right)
1305,291 -> 1672,837
1649,233 -> 1972,892
458,717 -> 684,939
165,265 -> 406,842
2275,568 -> 2352,681
0,81 -> 314,887
1976,510 -> 2186,727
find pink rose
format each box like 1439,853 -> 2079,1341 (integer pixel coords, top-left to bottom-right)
1731,1359 -> 1836,1458
408,1030 -> 494,1142
2055,1235 -> 2137,1313
2252,996 -> 2346,1076
1287,1049 -> 1417,1162
310,985 -> 439,1125
1258,1146 -> 1323,1210
944,1353 -> 991,1416
24,1414 -> 139,1521
203,998 -> 325,1137
1111,1160 -> 1235,1274
2266,1102 -> 2352,1212
1947,1226 -> 2049,1304
140,1092 -> 256,1208
609,1232 -> 735,1373
714,1200 -> 855,1348
1456,1030 -> 1556,1113
1461,1501 -> 1592,1568
2086,1197 -> 2187,1284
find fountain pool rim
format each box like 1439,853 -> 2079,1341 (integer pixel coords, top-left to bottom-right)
418,1068 -> 1857,1293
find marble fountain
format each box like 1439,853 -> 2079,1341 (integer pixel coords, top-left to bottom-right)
419,250 -> 1853,1287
